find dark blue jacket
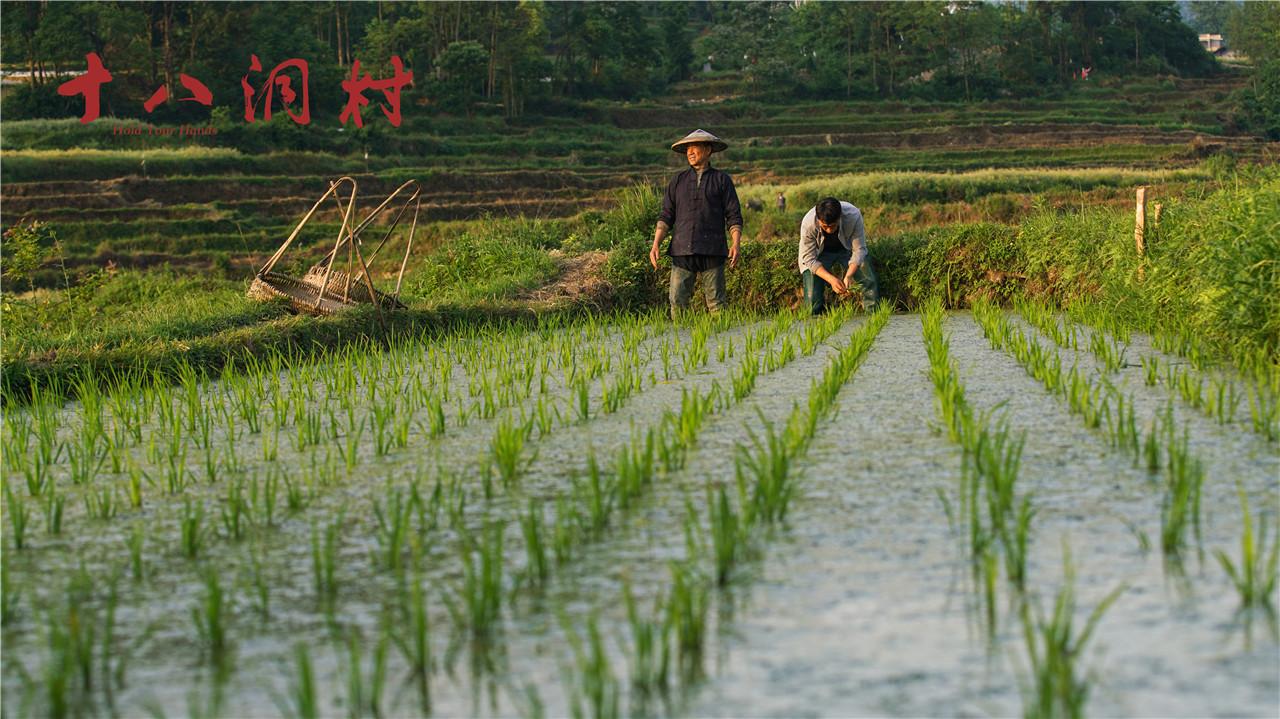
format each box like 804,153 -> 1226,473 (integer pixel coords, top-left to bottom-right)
658,167 -> 743,257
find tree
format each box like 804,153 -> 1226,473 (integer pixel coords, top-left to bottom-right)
436,40 -> 489,114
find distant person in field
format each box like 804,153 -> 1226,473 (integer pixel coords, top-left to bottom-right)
776,192 -> 786,210
649,129 -> 743,315
798,197 -> 879,315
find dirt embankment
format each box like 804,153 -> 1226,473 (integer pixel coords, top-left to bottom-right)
519,250 -> 612,309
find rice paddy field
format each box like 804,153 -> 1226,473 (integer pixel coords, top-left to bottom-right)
3,67 -> 1279,718
2,293 -> 1277,716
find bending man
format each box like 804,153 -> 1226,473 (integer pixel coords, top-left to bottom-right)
798,197 -> 879,315
649,129 -> 743,315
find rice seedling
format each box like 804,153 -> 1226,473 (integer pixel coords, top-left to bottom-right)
731,352 -> 760,402
127,524 -> 145,581
1215,487 -> 1280,613
490,417 -> 535,486
707,485 -> 751,586
284,474 -> 310,513
1247,384 -> 1279,441
312,518 -> 342,607
519,499 -> 550,587
249,549 -> 270,619
192,567 -> 230,666
1017,548 -> 1124,719
1087,330 -> 1126,372
1159,421 -> 1204,558
735,416 -> 795,526
6,482 -> 31,549
1104,392 -> 1141,461
615,429 -> 656,511
563,615 -> 620,719
1142,355 -> 1161,387
2,555 -> 18,624
665,561 -> 709,682
1142,420 -> 1162,474
67,435 -> 105,486
43,579 -> 103,715
44,489 -> 65,535
251,468 -> 281,527
22,452 -> 52,498
261,429 -> 279,463
345,632 -> 389,719
84,485 -> 119,521
373,488 -> 412,574
682,325 -> 710,374
220,479 -> 250,541
573,453 -> 615,537
623,582 -> 670,698
286,643 -> 319,719
533,397 -> 558,437
575,380 -> 592,423
1065,367 -> 1106,429
180,500 -> 205,559
551,495 -> 579,565
1204,377 -> 1240,425
449,523 -> 506,641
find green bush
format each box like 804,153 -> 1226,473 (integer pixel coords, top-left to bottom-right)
405,216 -> 560,305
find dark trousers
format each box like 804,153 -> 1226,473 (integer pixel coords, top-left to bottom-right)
801,250 -> 880,315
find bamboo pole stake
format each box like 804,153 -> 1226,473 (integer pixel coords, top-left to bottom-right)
1135,187 -> 1147,257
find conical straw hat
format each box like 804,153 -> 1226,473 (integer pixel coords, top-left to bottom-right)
671,129 -> 728,153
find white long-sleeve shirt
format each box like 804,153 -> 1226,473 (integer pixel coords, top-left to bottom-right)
798,201 -> 868,273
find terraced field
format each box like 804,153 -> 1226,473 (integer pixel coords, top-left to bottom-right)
2,75 -> 1273,288
2,300 -> 1276,716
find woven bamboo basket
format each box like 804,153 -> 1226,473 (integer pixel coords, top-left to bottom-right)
248,267 -> 404,316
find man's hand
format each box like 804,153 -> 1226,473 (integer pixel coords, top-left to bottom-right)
649,242 -> 661,270
828,276 -> 849,296
729,239 -> 740,268
843,262 -> 859,290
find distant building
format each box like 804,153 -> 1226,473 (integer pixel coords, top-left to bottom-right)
1198,33 -> 1227,55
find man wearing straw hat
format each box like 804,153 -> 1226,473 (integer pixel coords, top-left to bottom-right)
649,129 -> 743,315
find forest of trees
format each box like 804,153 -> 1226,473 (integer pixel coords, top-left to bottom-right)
0,1 -> 1273,124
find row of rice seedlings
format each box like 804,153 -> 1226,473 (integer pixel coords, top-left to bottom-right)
923,298 -> 1034,635
1015,297 -> 1078,352
482,313 -> 798,593
587,307 -> 889,710
974,300 -> 1209,565
977,300 -> 1138,458
1065,300 -> 1132,344
487,310 -> 840,705
1085,309 -> 1277,440
935,301 -> 1128,714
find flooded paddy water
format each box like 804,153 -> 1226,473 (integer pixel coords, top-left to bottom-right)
2,308 -> 1276,717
